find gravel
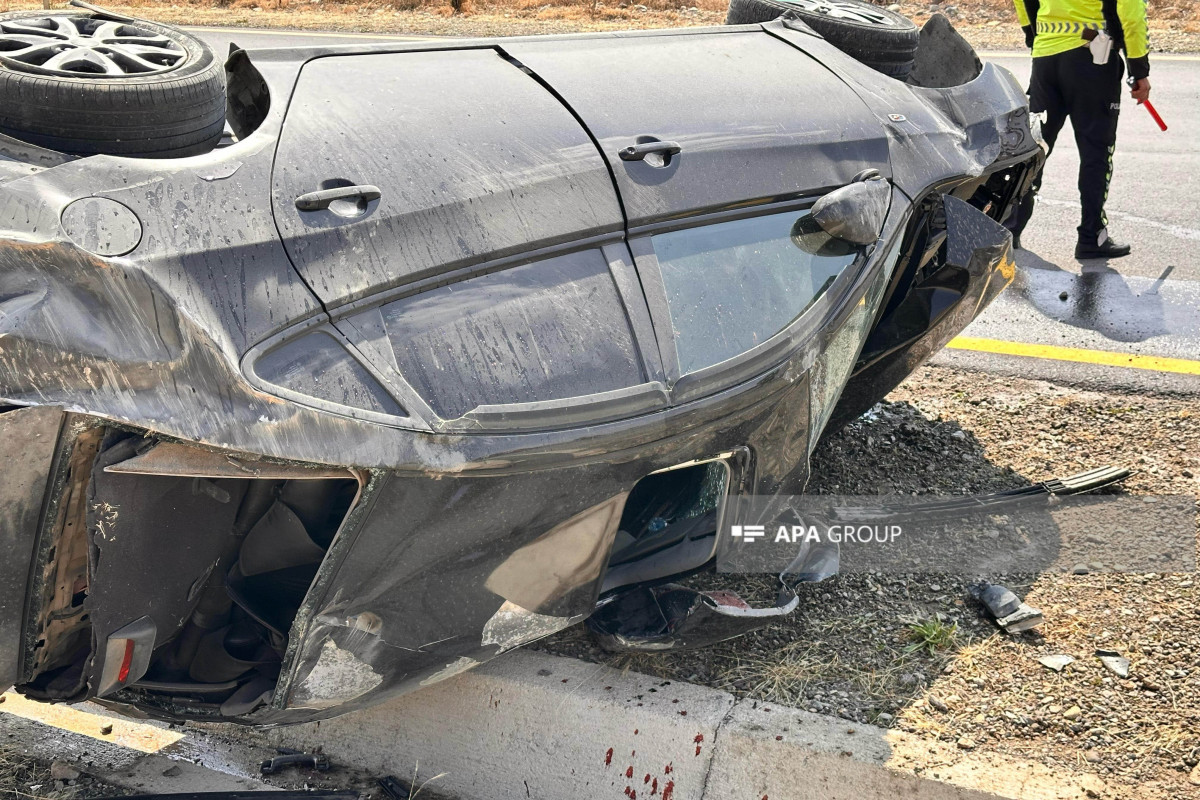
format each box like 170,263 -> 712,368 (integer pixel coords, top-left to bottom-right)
539,364 -> 1199,799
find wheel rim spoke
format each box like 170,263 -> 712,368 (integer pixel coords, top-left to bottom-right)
785,0 -> 896,25
42,45 -> 124,75
0,20 -> 69,40
104,44 -> 176,73
0,33 -> 56,51
52,15 -> 81,37
0,41 -> 68,63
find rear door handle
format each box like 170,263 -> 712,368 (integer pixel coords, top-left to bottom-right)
618,141 -> 682,162
294,185 -> 382,211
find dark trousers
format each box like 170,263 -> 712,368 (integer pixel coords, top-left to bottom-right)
1011,46 -> 1124,242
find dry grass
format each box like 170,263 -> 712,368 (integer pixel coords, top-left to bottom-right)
0,749 -> 126,800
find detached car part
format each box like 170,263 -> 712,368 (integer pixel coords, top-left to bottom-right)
0,5 -> 1044,724
970,582 -> 1044,634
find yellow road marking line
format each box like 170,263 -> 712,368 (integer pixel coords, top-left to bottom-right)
1,691 -> 185,754
947,337 -> 1200,376
182,25 -> 437,40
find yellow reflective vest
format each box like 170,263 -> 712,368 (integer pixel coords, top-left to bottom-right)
1014,0 -> 1149,61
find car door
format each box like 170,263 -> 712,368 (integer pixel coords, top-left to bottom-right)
270,48 -> 626,310
505,30 -> 895,399
263,49 -> 664,430
502,29 -> 892,227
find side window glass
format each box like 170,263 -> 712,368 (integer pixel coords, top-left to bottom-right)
346,249 -> 646,420
650,211 -> 859,376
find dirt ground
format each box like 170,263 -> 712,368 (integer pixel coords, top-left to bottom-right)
0,750 -> 128,800
1,0 -> 1198,52
541,365 -> 1200,800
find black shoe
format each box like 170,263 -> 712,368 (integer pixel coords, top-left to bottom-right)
1012,233 -> 1023,250
1076,230 -> 1131,259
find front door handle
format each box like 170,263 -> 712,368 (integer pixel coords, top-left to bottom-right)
618,141 -> 682,162
295,184 -> 382,211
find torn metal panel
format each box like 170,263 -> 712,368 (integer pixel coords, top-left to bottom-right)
104,441 -> 358,481
481,601 -> 582,654
290,637 -> 384,710
0,406 -> 64,688
827,192 -> 1021,431
484,494 -> 627,616
768,20 -> 1037,199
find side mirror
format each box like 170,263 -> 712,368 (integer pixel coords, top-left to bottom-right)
811,171 -> 891,246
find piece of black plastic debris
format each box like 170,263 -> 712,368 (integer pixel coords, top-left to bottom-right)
378,776 -> 415,800
587,582 -> 799,652
1096,649 -> 1130,678
260,750 -> 330,775
969,582 -> 1044,633
830,466 -> 1132,523
1037,654 -> 1075,672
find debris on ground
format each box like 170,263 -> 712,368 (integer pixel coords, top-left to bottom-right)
1037,654 -> 1075,672
260,748 -> 331,775
970,582 -> 1045,633
1096,649 -> 1132,678
540,365 -> 1200,800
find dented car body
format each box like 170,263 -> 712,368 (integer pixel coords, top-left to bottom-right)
0,20 -> 1041,724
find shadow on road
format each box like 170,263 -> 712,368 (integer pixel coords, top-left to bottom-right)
1013,251 -> 1167,343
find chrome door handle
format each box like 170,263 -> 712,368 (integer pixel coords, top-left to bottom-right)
295,185 -> 382,211
618,141 -> 682,162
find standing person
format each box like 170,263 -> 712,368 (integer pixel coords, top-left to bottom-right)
1009,0 -> 1151,259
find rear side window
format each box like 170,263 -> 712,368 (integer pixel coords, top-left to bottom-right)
352,249 -> 645,420
651,211 -> 858,376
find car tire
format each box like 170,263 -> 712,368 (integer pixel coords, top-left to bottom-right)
0,10 -> 226,158
725,0 -> 919,80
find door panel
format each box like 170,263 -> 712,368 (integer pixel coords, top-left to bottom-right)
503,32 -> 891,227
272,50 -> 624,309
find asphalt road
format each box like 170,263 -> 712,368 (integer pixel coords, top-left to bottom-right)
187,26 -> 1200,395
941,53 -> 1200,396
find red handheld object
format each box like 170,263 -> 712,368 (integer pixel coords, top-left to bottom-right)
1140,99 -> 1168,131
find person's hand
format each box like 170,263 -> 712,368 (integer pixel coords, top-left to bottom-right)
1130,78 -> 1151,103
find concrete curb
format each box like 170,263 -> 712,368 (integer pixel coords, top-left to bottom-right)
226,650 -> 1114,800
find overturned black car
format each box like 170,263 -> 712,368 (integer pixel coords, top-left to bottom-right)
0,2 -> 1041,724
